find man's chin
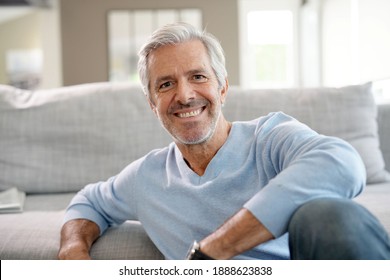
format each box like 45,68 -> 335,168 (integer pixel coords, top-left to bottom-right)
175,136 -> 209,146
173,130 -> 214,146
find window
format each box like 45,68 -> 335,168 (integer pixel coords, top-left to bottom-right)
239,0 -> 300,88
108,9 -> 202,83
247,10 -> 293,87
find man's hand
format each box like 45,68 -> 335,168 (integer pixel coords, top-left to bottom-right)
199,208 -> 274,259
58,219 -> 100,260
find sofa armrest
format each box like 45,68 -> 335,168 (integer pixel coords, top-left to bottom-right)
0,211 -> 164,260
90,221 -> 164,260
378,103 -> 390,172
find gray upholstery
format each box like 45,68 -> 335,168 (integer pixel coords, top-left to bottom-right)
0,82 -> 389,259
354,183 -> 390,234
0,83 -> 171,193
378,103 -> 390,170
224,83 -> 390,183
0,209 -> 163,260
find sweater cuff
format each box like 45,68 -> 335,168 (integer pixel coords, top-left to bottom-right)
244,184 -> 298,238
63,204 -> 109,235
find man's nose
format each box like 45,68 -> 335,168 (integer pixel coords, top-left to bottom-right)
175,80 -> 195,104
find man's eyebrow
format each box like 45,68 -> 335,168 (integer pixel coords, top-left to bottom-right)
154,75 -> 174,88
153,68 -> 211,88
186,68 -> 209,76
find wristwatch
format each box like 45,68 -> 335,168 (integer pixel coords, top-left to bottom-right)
186,241 -> 215,260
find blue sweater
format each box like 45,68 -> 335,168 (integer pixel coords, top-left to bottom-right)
64,112 -> 366,259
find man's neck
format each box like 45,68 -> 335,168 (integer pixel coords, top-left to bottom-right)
176,117 -> 232,176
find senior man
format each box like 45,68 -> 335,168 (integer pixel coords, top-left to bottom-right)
58,23 -> 390,260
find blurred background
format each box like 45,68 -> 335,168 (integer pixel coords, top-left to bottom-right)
0,0 -> 389,100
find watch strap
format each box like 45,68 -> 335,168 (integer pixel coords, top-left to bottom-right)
186,241 -> 214,260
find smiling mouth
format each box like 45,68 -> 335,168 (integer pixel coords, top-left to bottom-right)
175,107 -> 205,118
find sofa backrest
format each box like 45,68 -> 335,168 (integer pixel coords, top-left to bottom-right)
224,83 -> 390,184
0,83 -> 171,193
1,82 -> 389,194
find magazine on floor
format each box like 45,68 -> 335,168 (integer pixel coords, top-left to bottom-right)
0,187 -> 26,213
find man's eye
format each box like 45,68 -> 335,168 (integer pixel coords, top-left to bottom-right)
159,81 -> 173,90
193,75 -> 207,81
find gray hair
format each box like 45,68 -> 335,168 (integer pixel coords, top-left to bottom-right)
137,22 -> 227,98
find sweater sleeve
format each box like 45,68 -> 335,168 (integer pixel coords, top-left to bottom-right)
244,112 -> 366,238
63,160 -> 141,235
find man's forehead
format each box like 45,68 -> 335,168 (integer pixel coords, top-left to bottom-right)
149,40 -> 207,61
148,40 -> 211,75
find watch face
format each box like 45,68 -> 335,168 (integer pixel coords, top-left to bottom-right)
186,241 -> 200,260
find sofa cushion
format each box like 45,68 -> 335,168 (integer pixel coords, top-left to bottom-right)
0,210 -> 164,260
90,221 -> 164,260
354,182 -> 390,234
0,193 -> 161,259
224,83 -> 390,184
0,83 -> 171,193
23,193 -> 77,211
378,103 -> 390,172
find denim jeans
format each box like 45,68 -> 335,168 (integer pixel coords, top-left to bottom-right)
288,198 -> 390,259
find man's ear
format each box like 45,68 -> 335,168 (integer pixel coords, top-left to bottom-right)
220,79 -> 229,105
147,98 -> 157,115
147,96 -> 160,118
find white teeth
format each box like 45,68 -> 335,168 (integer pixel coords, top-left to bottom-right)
178,108 -> 202,118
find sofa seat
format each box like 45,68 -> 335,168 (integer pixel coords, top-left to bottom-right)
354,182 -> 390,233
0,193 -> 164,260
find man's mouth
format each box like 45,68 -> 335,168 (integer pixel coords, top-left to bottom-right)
175,107 -> 205,118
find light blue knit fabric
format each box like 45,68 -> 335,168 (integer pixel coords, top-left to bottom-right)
64,112 -> 365,259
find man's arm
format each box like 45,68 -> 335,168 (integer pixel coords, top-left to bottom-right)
199,115 -> 365,260
58,219 -> 100,260
199,208 -> 273,259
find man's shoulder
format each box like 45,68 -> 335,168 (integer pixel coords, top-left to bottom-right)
231,112 -> 313,146
139,142 -> 174,164
233,112 -> 298,131
120,143 -> 174,175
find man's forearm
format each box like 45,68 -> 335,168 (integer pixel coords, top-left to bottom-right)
58,219 -> 100,260
199,208 -> 274,259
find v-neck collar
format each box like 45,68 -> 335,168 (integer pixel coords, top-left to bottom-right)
174,122 -> 237,184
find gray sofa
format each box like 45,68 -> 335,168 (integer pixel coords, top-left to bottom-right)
0,82 -> 389,259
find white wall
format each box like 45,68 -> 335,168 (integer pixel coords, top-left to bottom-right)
39,0 -> 62,88
358,0 -> 390,82
300,0 -> 322,87
322,0 -> 390,87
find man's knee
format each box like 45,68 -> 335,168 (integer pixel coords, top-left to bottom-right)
288,197 -> 390,259
289,198 -> 361,234
289,198 -> 361,251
